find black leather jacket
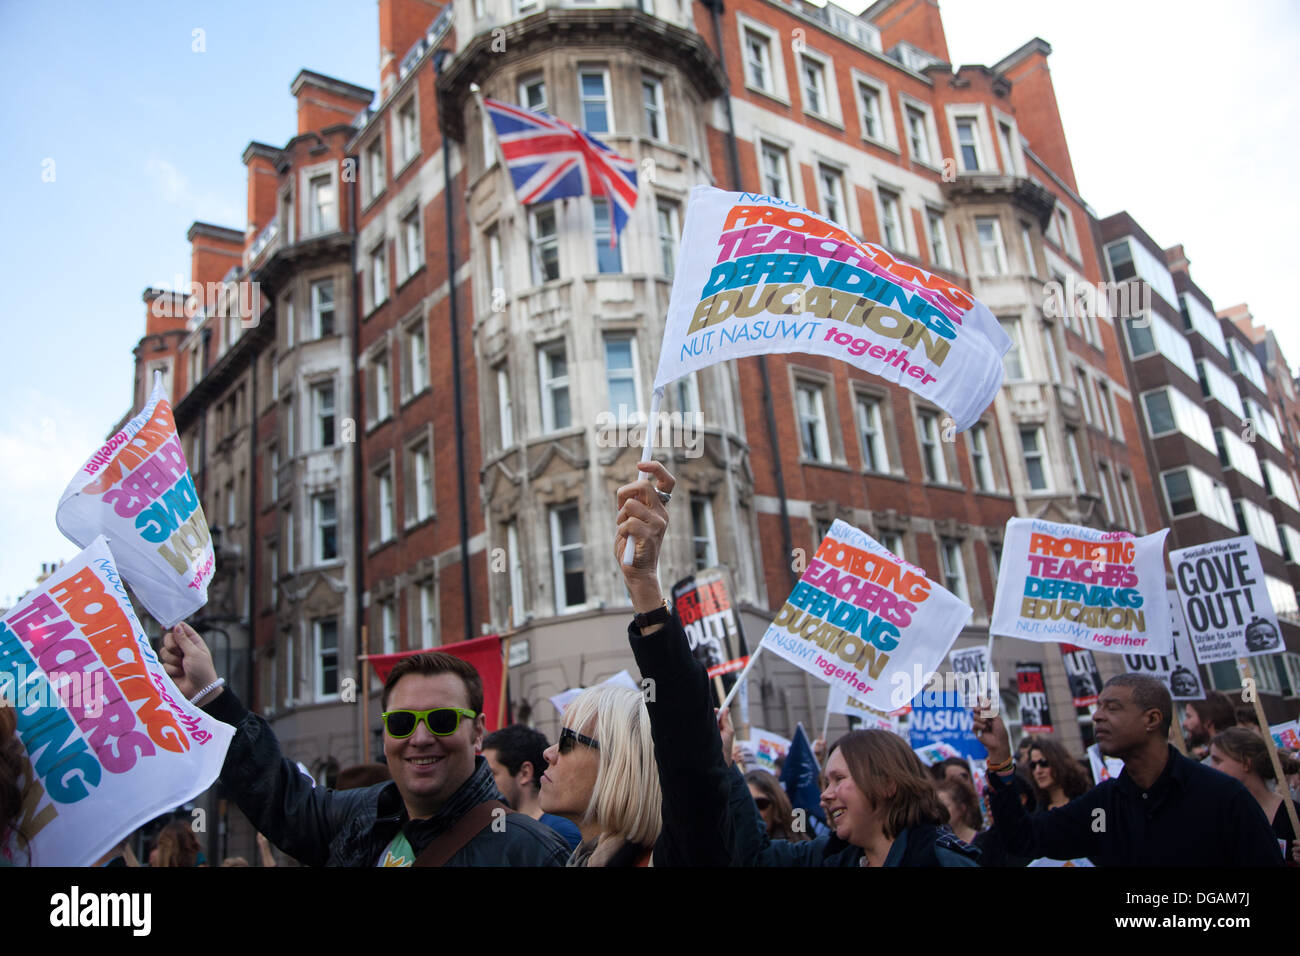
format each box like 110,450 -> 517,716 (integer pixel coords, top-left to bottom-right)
203,691 -> 568,867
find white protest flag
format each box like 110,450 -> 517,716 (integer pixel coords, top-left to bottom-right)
0,537 -> 233,866
989,518 -> 1171,655
825,684 -> 903,734
748,728 -> 791,774
1086,743 -> 1125,784
549,668 -> 641,715
1169,535 -> 1283,664
755,520 -> 971,713
653,186 -> 1009,431
56,379 -> 214,628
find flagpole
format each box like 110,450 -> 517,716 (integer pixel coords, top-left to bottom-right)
621,386 -> 664,566
718,645 -> 762,712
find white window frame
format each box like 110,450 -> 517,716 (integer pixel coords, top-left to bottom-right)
403,318 -> 429,399
529,204 -> 559,284
380,599 -> 398,656
975,217 -> 1008,275
918,410 -> 948,483
550,503 -> 587,612
518,73 -> 547,113
418,579 -> 437,647
969,423 -> 995,492
952,115 -> 984,172
497,364 -> 514,449
856,393 -> 890,473
395,96 -> 420,172
506,521 -> 524,627
1161,466 -> 1236,529
877,187 -> 905,251
925,208 -> 950,269
313,618 -> 339,702
311,379 -> 336,450
996,114 -> 1021,175
578,68 -> 613,133
604,333 -> 642,416
1066,429 -> 1087,492
1264,459 -> 1300,511
641,74 -> 666,140
539,342 -> 571,433
375,463 -> 395,544
399,204 -> 424,283
314,492 -> 338,563
940,538 -> 968,602
900,98 -> 937,168
796,381 -> 831,463
1215,428 -> 1264,487
759,141 -> 792,202
1000,317 -> 1027,381
656,200 -> 680,277
852,73 -> 895,149
690,495 -> 719,570
739,18 -> 787,102
1141,387 -> 1216,455
365,136 -> 385,205
817,163 -> 847,226
406,437 -> 434,526
368,348 -> 392,425
311,279 -> 335,338
305,167 -> 339,237
1020,427 -> 1049,492
370,240 -> 389,310
1197,359 -> 1246,419
797,48 -> 842,126
592,198 -> 622,274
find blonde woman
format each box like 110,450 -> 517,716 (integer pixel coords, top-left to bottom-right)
538,461 -> 732,866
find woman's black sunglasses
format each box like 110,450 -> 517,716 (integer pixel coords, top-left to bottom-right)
558,727 -> 599,754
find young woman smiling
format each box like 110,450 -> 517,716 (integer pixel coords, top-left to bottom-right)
1025,738 -> 1090,811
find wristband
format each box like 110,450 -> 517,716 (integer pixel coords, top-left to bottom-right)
987,756 -> 1014,775
190,677 -> 226,706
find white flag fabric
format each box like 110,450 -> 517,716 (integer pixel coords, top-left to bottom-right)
757,520 -> 972,712
56,380 -> 214,628
653,186 -> 1009,430
989,518 -> 1171,655
0,537 -> 233,866
826,685 -> 903,734
1169,535 -> 1283,663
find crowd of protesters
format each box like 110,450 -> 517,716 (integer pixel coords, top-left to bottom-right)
2,460 -> 1298,868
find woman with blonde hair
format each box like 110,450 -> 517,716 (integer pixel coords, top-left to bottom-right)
538,460 -> 732,867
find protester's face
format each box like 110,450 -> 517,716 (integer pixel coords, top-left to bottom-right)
483,748 -> 523,809
1029,748 -> 1055,791
821,748 -> 879,849
538,721 -> 600,821
943,764 -> 971,786
1183,705 -> 1206,745
936,788 -> 961,829
1208,744 -> 1248,783
1092,686 -> 1152,756
748,783 -> 776,832
383,673 -> 483,819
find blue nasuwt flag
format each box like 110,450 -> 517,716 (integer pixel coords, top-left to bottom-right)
780,723 -> 826,827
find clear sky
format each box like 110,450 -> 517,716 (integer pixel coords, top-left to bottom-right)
1,0 -> 1296,605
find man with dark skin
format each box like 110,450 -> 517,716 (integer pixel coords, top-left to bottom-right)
971,674 -> 1281,866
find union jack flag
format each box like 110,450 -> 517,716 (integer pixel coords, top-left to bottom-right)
483,96 -> 639,245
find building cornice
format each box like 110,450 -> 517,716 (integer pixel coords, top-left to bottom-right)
290,69 -> 374,105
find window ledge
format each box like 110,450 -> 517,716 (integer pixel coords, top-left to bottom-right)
365,297 -> 390,321
368,537 -> 398,557
366,413 -> 394,437
803,110 -> 844,131
397,262 -> 426,293
923,481 -> 967,492
404,513 -> 437,534
362,186 -> 386,213
861,135 -> 900,155
861,467 -> 908,482
800,457 -> 852,472
394,153 -> 421,180
400,384 -> 431,410
744,84 -> 791,108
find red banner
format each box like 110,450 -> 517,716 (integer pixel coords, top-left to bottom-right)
363,634 -> 506,732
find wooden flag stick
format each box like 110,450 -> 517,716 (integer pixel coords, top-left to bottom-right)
621,388 -> 663,565
498,635 -> 512,729
1239,657 -> 1300,843
719,646 -> 762,712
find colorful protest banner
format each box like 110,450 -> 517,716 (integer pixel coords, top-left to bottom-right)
671,568 -> 749,707
1269,721 -> 1300,751
1169,536 -> 1283,664
949,645 -> 989,683
749,728 -> 791,774
1016,663 -> 1053,734
0,537 -> 233,866
1086,743 -> 1125,784
56,380 -> 214,628
751,520 -> 971,713
913,741 -> 963,766
652,186 -> 1010,432
1059,644 -> 1104,707
908,688 -> 988,761
1122,593 -> 1204,700
990,518 -> 1170,655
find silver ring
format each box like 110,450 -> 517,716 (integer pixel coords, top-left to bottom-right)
656,490 -> 672,505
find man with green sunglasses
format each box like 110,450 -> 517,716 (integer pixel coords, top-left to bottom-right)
163,623 -> 568,867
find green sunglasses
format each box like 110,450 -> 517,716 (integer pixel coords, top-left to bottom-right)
381,707 -> 478,739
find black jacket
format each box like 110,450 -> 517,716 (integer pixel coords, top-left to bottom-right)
727,765 -> 980,866
203,690 -> 568,867
987,744 -> 1283,866
627,612 -> 733,867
